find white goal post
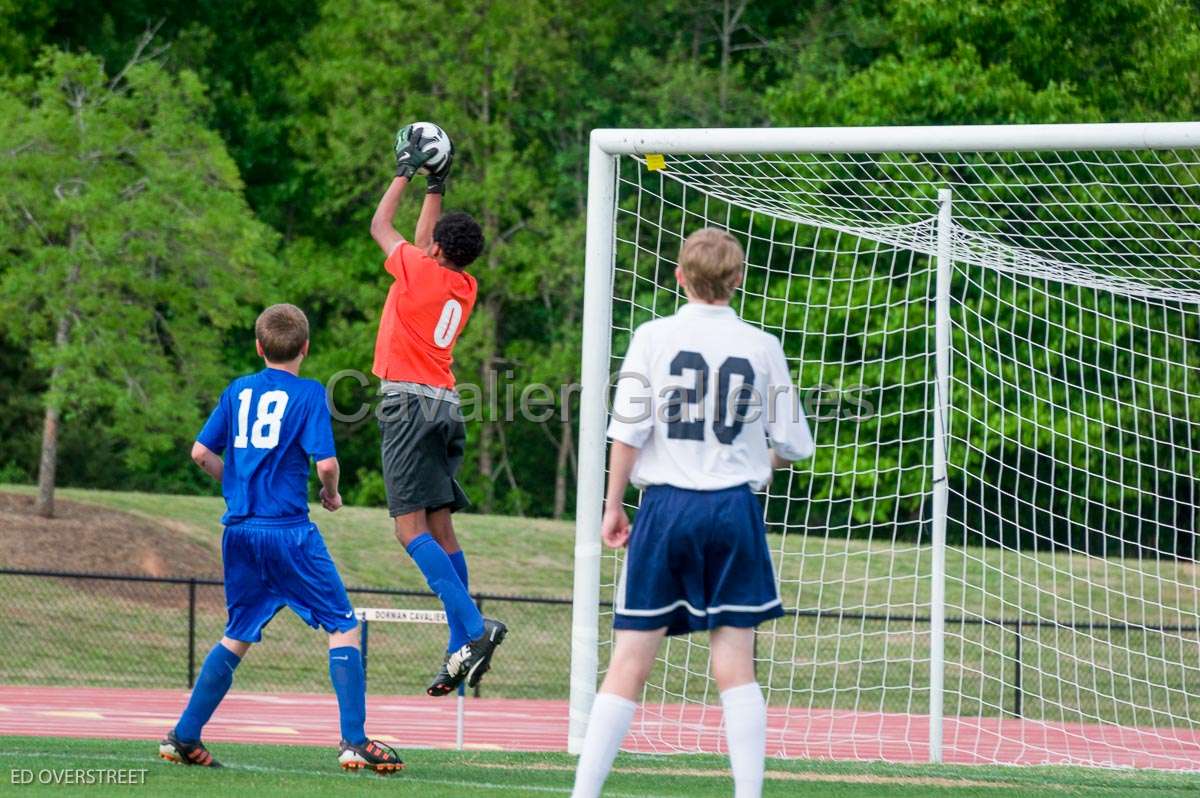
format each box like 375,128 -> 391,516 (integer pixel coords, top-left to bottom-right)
570,123 -> 1200,769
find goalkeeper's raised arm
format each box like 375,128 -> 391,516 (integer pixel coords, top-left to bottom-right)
371,124 -> 454,255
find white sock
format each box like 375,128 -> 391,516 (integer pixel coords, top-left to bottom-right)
571,692 -> 637,798
721,682 -> 766,798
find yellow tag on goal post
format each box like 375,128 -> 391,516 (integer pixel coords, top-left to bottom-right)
645,153 -> 666,171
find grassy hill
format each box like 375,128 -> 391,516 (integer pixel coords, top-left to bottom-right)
0,484 -> 574,597
3,485 -> 1198,726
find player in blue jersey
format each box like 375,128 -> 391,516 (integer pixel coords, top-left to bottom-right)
158,304 -> 402,774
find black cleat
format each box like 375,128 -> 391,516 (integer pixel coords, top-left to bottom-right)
159,729 -> 221,767
338,738 -> 404,773
427,653 -> 465,697
447,618 -> 507,688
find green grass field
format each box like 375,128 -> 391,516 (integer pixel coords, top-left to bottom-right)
3,737 -> 1199,797
3,485 -> 1199,724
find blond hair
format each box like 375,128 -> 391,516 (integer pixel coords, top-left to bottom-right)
678,228 -> 744,302
255,303 -> 309,362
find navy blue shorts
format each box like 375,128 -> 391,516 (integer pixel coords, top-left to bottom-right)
613,484 -> 785,636
222,520 -> 357,643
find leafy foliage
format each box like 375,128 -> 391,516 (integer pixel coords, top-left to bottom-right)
0,50 -> 276,486
1,0 -> 1198,531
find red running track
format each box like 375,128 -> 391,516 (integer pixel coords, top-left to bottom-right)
1,686 -> 1197,770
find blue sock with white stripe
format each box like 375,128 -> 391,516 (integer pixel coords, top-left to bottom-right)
446,550 -> 471,652
328,645 -> 367,745
174,643 -> 241,742
406,533 -> 485,644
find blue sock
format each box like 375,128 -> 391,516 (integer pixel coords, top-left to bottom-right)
406,533 -> 485,643
175,643 -> 241,742
328,645 -> 367,745
446,550 -> 471,652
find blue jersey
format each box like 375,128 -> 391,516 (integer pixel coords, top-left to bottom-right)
197,368 -> 336,526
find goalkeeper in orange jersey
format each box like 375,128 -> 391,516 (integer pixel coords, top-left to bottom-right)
369,123 -> 506,697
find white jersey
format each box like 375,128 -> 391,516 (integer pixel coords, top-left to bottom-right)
607,302 -> 814,491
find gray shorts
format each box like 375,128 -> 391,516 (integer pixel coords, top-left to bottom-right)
379,392 -> 470,517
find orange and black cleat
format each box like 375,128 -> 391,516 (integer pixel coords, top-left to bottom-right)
338,738 -> 404,774
159,729 -> 221,767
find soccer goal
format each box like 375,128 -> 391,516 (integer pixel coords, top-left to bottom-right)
569,123 -> 1200,769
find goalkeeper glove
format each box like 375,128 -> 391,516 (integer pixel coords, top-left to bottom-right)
394,125 -> 436,179
425,150 -> 453,195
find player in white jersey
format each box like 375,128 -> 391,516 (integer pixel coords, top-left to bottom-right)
572,228 -> 814,798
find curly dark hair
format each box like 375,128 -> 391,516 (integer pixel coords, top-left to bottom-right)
434,212 -> 485,268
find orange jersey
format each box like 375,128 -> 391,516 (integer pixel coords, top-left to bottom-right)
372,242 -> 477,388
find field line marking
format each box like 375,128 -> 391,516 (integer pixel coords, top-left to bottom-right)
221,725 -> 299,735
40,710 -> 104,720
471,760 -> 1013,789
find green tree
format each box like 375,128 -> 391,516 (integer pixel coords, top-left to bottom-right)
767,0 -> 1200,125
0,45 -> 276,516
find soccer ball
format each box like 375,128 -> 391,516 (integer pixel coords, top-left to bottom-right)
396,121 -> 453,175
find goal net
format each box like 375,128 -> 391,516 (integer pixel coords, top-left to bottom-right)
569,125 -> 1200,770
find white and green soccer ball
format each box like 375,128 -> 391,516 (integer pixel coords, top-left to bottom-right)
396,121 -> 453,175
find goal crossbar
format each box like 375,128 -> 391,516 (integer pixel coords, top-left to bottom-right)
589,121 -> 1200,155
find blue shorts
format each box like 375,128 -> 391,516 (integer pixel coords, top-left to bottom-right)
222,520 -> 357,643
613,484 -> 785,636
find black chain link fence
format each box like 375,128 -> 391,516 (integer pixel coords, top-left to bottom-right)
2,568 -> 572,698
6,567 -> 1198,727
747,611 -> 1200,725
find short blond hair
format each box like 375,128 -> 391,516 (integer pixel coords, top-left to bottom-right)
678,228 -> 744,302
255,303 -> 309,362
